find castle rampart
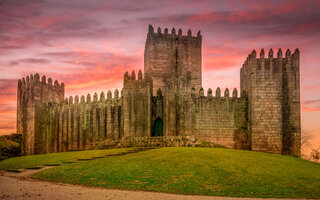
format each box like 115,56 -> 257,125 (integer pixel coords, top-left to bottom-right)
182,87 -> 248,149
17,25 -> 301,156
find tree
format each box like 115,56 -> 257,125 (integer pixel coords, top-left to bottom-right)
301,127 -> 314,149
300,127 -> 319,161
310,148 -> 320,162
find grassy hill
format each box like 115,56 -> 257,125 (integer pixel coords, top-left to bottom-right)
1,147 -> 320,198
0,148 -> 130,170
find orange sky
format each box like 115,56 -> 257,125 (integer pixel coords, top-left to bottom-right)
0,0 -> 319,151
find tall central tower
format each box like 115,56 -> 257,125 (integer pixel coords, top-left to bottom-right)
144,25 -> 202,96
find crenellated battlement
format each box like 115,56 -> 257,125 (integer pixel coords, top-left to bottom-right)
123,69 -> 147,81
241,48 -> 300,75
147,24 -> 201,41
123,70 -> 152,87
17,73 -> 65,108
47,89 -> 122,108
18,73 -> 64,92
191,87 -> 243,99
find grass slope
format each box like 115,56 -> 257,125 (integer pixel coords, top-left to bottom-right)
0,148 -> 130,170
28,147 -> 320,198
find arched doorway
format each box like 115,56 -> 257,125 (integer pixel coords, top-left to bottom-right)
153,118 -> 163,137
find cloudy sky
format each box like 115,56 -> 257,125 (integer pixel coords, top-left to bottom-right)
1,0 -> 319,150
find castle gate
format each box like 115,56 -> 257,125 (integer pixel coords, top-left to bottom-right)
153,118 -> 163,136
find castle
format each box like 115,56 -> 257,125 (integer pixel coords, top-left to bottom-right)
17,25 -> 301,156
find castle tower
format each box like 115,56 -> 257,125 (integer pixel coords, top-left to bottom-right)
17,74 -> 64,155
144,25 -> 202,96
144,25 -> 202,136
122,70 -> 153,137
240,49 -> 301,156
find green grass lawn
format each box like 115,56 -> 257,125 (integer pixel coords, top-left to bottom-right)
24,147 -> 320,198
0,148 -> 130,170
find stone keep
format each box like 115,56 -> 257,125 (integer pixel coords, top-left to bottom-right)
17,25 -> 301,156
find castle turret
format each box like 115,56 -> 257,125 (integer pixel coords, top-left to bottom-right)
17,74 -> 64,155
122,71 -> 153,137
240,48 -> 301,156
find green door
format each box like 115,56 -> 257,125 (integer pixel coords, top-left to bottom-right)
154,118 -> 163,136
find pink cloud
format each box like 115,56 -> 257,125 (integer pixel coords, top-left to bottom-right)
204,56 -> 241,70
0,0 -> 320,138
302,99 -> 320,112
187,12 -> 223,23
36,15 -> 71,29
226,10 -> 265,23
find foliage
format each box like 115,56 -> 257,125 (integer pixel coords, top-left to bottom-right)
311,147 -> 320,162
301,128 -> 314,149
31,147 -> 320,198
0,134 -> 22,160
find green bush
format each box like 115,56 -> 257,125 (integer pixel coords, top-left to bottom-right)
0,134 -> 22,160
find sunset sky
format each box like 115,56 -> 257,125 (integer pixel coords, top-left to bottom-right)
1,0 -> 319,151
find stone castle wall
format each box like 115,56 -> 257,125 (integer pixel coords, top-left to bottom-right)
17,25 -> 301,156
45,90 -> 122,153
187,88 -> 248,149
17,74 -> 64,155
240,48 -> 301,156
31,88 -> 122,154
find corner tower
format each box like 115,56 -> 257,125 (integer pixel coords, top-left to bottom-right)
240,49 -> 301,156
17,74 -> 64,155
144,25 -> 202,95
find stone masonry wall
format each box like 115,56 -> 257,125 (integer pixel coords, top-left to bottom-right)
240,48 -> 301,156
122,70 -> 152,138
144,25 -> 202,95
17,74 -> 64,155
44,90 -> 122,153
186,87 -> 248,149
